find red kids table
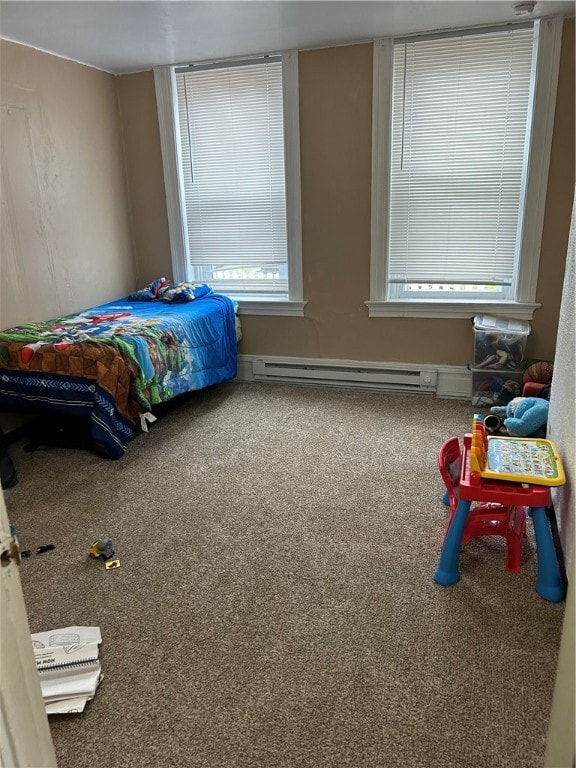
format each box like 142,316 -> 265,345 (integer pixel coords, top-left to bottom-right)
434,420 -> 565,603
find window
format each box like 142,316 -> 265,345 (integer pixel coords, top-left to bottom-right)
368,18 -> 563,319
155,52 -> 305,316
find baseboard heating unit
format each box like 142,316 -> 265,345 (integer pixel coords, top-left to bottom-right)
251,358 -> 438,394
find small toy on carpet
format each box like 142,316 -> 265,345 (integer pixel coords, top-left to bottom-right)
88,538 -> 115,561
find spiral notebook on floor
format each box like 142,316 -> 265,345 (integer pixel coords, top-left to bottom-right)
31,626 -> 103,714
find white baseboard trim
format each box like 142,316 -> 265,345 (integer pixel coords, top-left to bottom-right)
236,354 -> 471,400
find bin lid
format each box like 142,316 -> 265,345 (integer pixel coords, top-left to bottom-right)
473,314 -> 531,335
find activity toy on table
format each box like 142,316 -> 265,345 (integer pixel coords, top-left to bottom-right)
470,416 -> 565,487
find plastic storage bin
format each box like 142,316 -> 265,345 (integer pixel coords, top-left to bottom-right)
471,368 -> 524,407
473,315 -> 530,370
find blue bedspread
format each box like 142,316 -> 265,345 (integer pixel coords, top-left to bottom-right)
0,293 -> 238,458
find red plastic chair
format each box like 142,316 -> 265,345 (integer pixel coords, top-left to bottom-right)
438,437 -> 526,573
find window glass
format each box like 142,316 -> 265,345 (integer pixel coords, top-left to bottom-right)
387,27 -> 534,301
175,59 -> 288,297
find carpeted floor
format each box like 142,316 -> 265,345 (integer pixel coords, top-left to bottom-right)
5,382 -> 564,768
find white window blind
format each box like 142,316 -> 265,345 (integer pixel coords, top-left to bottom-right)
175,58 -> 288,296
388,27 -> 535,297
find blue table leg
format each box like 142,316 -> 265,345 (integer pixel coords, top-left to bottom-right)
529,507 -> 565,603
434,499 -> 471,586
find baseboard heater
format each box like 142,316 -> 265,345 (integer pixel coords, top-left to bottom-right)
251,358 -> 438,394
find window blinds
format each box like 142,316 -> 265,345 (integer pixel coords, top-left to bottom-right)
175,59 -> 287,294
388,27 -> 534,290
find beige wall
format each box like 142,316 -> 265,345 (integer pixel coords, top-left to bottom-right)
122,20 -> 574,365
532,19 -> 575,359
0,40 -> 136,329
116,72 -> 169,288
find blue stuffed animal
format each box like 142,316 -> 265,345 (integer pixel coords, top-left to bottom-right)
490,397 -> 549,438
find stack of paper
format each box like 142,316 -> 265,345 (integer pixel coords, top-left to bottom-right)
31,626 -> 102,715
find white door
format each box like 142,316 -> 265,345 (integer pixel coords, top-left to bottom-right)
0,489 -> 57,768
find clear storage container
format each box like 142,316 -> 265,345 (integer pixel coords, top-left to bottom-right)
473,315 -> 530,370
471,368 -> 524,407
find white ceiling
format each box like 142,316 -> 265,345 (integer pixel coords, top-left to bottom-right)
0,1 -> 574,75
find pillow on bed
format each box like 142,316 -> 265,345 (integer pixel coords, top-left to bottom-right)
127,277 -> 170,301
159,283 -> 213,303
128,280 -> 213,303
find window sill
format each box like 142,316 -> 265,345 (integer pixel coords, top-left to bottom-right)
235,299 -> 307,317
365,300 -> 541,320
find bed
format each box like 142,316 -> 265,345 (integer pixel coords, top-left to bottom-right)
0,285 -> 238,459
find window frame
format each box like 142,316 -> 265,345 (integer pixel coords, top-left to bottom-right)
154,50 -> 306,317
366,17 -> 564,320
